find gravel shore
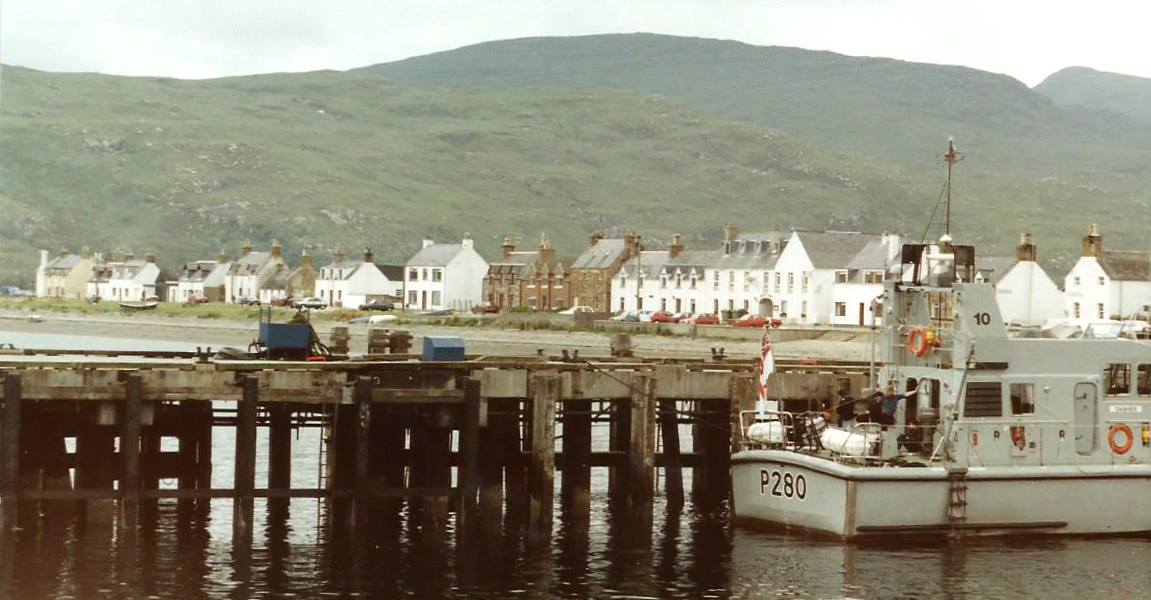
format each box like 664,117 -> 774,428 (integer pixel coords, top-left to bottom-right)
0,310 -> 869,361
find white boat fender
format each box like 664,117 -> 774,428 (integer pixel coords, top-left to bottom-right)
747,421 -> 786,445
819,426 -> 879,457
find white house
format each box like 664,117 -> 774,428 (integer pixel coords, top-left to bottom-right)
701,228 -> 786,317
404,238 -> 489,311
1064,225 -> 1151,320
37,250 -> 95,299
772,230 -> 896,325
224,240 -> 287,304
88,255 -> 162,302
828,235 -> 901,326
175,255 -> 231,302
314,248 -> 404,308
975,233 -> 1064,325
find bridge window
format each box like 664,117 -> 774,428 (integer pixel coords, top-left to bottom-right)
1010,383 -> 1035,415
1105,363 -> 1131,396
1138,365 -> 1151,396
964,382 -> 1002,417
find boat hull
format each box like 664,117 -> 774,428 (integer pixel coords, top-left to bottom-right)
732,450 -> 1151,539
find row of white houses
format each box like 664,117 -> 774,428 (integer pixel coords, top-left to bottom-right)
32,225 -> 1149,325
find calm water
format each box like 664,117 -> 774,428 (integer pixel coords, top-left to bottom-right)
3,330 -> 1151,599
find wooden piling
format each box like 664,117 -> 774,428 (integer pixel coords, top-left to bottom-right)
560,396 -> 592,516
457,378 -> 482,533
194,401 -> 213,516
353,377 -> 372,529
267,402 -> 292,516
233,375 -> 258,539
627,376 -> 656,510
121,374 -> 142,532
0,373 -> 21,529
658,398 -> 684,509
608,395 -> 632,504
527,372 -> 558,526
498,399 -> 527,522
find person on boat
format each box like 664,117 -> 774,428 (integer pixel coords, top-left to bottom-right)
835,390 -> 855,427
869,384 -> 918,427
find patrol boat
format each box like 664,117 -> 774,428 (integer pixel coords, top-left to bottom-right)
731,237 -> 1151,539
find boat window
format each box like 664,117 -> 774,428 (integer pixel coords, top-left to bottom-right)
1104,363 -> 1131,396
1010,383 -> 1035,415
904,378 -> 919,420
963,382 -> 1002,417
1138,365 -> 1151,396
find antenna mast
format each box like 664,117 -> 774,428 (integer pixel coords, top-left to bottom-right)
943,137 -> 960,239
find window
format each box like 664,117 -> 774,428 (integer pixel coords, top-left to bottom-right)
774,272 -> 781,291
1073,302 -> 1081,318
865,271 -> 884,284
1105,363 -> 1131,396
431,291 -> 442,306
407,290 -> 417,304
787,273 -> 794,292
835,302 -> 846,317
1138,365 -> 1151,396
728,271 -> 735,291
712,272 -> 719,290
802,274 -> 809,290
964,382 -> 1003,417
432,269 -> 442,282
1010,383 -> 1035,415
1073,276 -> 1081,286
1097,303 -> 1105,319
421,268 -> 428,281
801,300 -> 808,318
1098,276 -> 1105,286
835,271 -> 848,283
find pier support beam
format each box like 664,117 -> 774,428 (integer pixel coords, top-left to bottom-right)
527,372 -> 558,527
658,398 -> 684,510
1,373 -> 21,530
267,402 -> 292,517
353,377 -> 372,530
120,374 -> 142,532
457,378 -> 482,534
627,376 -> 656,511
560,395 -> 592,517
233,376 -> 258,539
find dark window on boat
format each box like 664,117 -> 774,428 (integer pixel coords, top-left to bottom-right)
964,382 -> 1002,417
1104,363 -> 1131,396
1138,365 -> 1151,396
1010,383 -> 1035,415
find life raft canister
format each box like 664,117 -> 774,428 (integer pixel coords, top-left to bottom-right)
1108,423 -> 1134,455
906,326 -> 932,358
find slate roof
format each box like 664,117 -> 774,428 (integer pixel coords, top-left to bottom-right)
794,231 -> 879,269
204,262 -> 230,287
377,264 -> 405,280
664,250 -> 720,271
262,269 -> 291,290
407,244 -> 464,267
975,256 -> 1018,285
110,260 -> 156,284
571,238 -> 628,270
323,259 -> 364,271
45,254 -> 83,271
178,261 -> 218,283
846,239 -> 893,271
1099,251 -> 1151,281
619,251 -> 672,278
231,251 -> 273,275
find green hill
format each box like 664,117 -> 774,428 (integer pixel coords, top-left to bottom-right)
0,65 -> 929,285
1035,66 -> 1151,125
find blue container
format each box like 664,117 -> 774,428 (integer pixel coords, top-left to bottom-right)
422,336 -> 466,361
259,322 -> 312,350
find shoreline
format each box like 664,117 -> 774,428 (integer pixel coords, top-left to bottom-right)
0,309 -> 869,361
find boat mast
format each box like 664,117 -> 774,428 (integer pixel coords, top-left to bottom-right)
943,137 -> 959,240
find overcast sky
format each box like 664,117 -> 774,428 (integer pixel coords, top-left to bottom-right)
2,0 -> 1149,86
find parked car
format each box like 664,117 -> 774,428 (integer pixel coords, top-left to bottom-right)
183,294 -> 208,306
558,305 -> 594,315
359,300 -> 395,311
471,303 -> 500,314
650,311 -> 678,323
637,310 -> 657,323
609,310 -> 639,322
239,297 -> 261,306
732,314 -> 783,328
686,313 -> 720,325
293,297 -> 327,309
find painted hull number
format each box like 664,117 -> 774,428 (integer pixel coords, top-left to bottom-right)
759,469 -> 807,500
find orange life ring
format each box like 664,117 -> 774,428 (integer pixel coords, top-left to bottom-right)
1108,424 -> 1134,455
906,327 -> 931,358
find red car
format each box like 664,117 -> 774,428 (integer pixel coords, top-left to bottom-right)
688,313 -> 720,325
650,311 -> 678,323
732,314 -> 783,328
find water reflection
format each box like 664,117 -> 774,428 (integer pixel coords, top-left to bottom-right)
5,494 -> 1151,598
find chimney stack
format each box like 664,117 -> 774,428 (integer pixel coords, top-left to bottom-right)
363,247 -> 374,263
502,236 -> 516,257
217,249 -> 229,263
422,238 -> 434,249
242,239 -> 253,256
1016,232 -> 1037,262
333,248 -> 344,262
588,231 -> 604,247
723,224 -> 739,241
669,233 -> 685,258
462,237 -> 474,249
1081,224 -> 1103,258
270,239 -> 283,258
145,253 -> 156,264
538,233 -> 555,262
300,248 -> 314,267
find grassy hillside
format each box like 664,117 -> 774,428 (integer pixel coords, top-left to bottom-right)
0,65 -> 930,285
1035,66 -> 1151,125
363,34 -> 1151,181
